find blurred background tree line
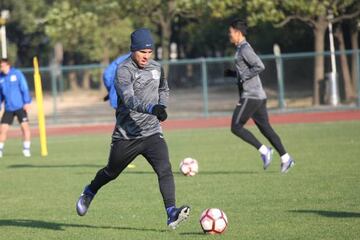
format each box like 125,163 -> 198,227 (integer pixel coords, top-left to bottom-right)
1,0 -> 359,103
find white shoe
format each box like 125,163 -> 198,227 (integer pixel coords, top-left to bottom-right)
281,158 -> 295,173
23,149 -> 31,157
261,147 -> 274,170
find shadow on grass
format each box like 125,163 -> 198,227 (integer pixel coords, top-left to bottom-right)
124,171 -> 259,175
289,210 -> 360,218
178,170 -> 259,175
7,164 -> 259,175
180,232 -> 205,236
7,164 -> 104,169
0,219 -> 168,232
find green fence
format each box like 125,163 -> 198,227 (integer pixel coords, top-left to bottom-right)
20,49 -> 360,124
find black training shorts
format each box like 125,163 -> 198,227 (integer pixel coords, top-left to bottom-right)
1,109 -> 29,125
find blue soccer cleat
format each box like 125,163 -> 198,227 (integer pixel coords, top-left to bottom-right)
261,147 -> 274,170
167,205 -> 191,230
281,158 -> 295,173
76,185 -> 95,216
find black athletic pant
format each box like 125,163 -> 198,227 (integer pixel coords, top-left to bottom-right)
231,98 -> 286,156
88,133 -> 175,208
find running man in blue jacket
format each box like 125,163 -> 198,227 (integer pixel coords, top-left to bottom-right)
0,58 -> 32,157
102,53 -> 131,109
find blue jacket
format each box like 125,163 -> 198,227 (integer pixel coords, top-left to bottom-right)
0,67 -> 32,111
103,53 -> 131,109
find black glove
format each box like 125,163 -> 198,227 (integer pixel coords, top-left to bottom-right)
103,94 -> 109,101
151,104 -> 168,122
224,69 -> 237,78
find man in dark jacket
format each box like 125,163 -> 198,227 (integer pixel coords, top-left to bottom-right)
76,28 -> 190,229
225,19 -> 294,173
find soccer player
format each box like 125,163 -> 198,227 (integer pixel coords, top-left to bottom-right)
225,19 -> 294,173
0,58 -> 32,158
76,28 -> 190,229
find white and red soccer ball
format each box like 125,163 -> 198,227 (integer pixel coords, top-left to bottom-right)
179,157 -> 198,176
200,208 -> 228,234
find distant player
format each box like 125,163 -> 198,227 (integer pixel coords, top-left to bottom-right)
0,58 -> 32,158
225,19 -> 294,173
76,28 -> 190,229
102,52 -> 131,109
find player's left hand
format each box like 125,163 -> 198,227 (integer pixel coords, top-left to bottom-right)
152,104 -> 168,122
157,109 -> 167,122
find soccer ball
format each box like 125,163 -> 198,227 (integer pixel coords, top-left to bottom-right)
179,157 -> 198,176
200,208 -> 228,234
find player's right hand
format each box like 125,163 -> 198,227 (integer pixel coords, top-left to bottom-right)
23,104 -> 31,112
224,69 -> 237,77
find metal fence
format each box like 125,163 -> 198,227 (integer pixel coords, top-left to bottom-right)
20,49 -> 360,124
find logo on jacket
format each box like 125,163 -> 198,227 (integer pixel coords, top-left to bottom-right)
151,70 -> 160,80
10,75 -> 18,82
134,72 -> 140,79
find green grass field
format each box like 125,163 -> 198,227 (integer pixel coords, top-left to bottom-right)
1,121 -> 360,240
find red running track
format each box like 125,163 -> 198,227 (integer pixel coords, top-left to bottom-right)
6,110 -> 360,138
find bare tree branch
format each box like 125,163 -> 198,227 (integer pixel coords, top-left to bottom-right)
150,8 -> 164,25
275,15 -> 316,28
167,0 -> 177,19
333,9 -> 360,23
332,0 -> 340,6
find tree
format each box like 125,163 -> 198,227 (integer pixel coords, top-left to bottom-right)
79,0 -> 133,91
45,0 -> 98,90
45,0 -> 132,91
78,0 -> 133,63
1,0 -> 53,66
247,0 -> 360,105
334,2 -> 360,102
204,0 -> 315,56
334,24 -> 355,101
349,17 -> 360,95
122,0 -> 204,61
206,0 -> 243,19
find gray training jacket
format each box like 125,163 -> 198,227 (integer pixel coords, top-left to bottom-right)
235,40 -> 267,100
112,57 -> 169,140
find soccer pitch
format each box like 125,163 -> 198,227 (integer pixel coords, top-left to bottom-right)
0,121 -> 359,240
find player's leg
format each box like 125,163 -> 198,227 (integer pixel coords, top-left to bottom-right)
0,111 -> 15,157
90,139 -> 140,192
231,98 -> 263,148
76,139 -> 140,216
16,109 -> 31,157
252,100 -> 294,173
231,98 -> 274,168
0,124 -> 10,158
142,133 -> 190,229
